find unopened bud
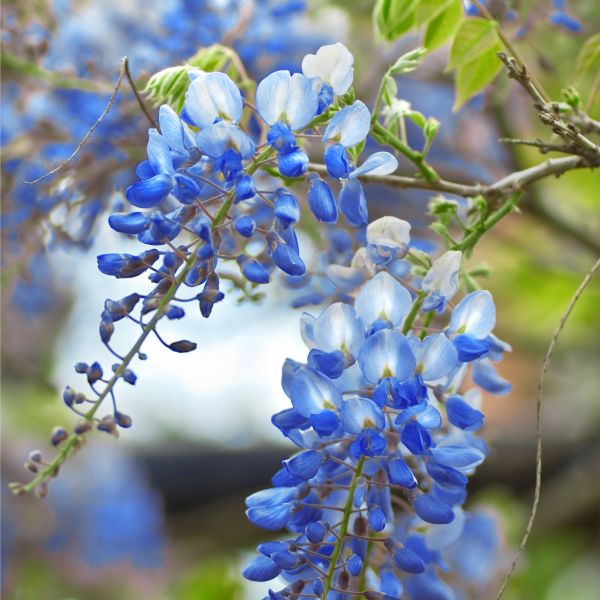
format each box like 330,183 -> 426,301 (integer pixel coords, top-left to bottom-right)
74,419 -> 93,435
51,426 -> 68,447
28,450 -> 43,463
114,411 -> 132,428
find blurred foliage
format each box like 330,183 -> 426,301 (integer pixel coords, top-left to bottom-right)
170,558 -> 243,600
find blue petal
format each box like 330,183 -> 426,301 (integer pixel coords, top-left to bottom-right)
242,554 -> 282,582
108,212 -> 149,234
386,457 -> 417,488
414,494 -> 454,524
307,349 -> 345,379
245,486 -> 296,508
125,174 -> 173,208
341,396 -> 385,434
355,271 -> 412,328
401,421 -> 432,455
284,450 -> 322,480
446,395 -> 484,430
339,179 -> 368,226
277,148 -> 308,177
307,174 -> 338,223
273,190 -> 300,226
358,329 -> 416,384
367,503 -> 386,531
322,100 -> 370,147
324,143 -> 350,179
432,445 -> 485,469
394,547 -> 426,574
350,152 -> 398,179
348,554 -> 363,576
233,214 -> 256,238
453,333 -> 491,362
241,258 -> 270,284
472,359 -> 512,395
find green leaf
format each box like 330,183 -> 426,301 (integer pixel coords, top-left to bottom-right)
574,33 -> 600,83
373,0 -> 421,42
448,17 -> 499,70
453,41 -> 503,110
389,47 -> 427,75
415,0 -> 455,26
423,0 -> 463,52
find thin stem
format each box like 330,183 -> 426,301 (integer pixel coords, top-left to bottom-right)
495,256 -> 600,599
24,58 -> 128,185
124,58 -> 158,129
452,192 -> 521,252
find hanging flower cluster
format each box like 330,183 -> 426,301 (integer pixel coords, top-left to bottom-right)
54,43 -> 400,436
243,219 -> 510,598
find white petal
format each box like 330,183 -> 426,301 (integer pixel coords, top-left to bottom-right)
286,73 -> 319,130
355,271 -> 412,327
350,152 -> 398,179
323,101 -> 371,147
256,70 -> 290,126
449,290 -> 496,339
302,42 -> 354,95
422,251 -> 462,299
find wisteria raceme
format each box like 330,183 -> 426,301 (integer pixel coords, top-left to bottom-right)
243,220 -> 509,598
12,42 -> 406,495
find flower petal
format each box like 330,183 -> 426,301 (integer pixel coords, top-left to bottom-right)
355,271 -> 412,328
350,151 -> 398,179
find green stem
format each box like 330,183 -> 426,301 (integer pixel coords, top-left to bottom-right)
452,192 -> 521,253
371,123 -> 439,182
402,292 -> 426,335
419,311 -> 434,340
322,456 -> 365,598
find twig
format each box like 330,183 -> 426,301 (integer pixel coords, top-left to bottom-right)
498,53 -> 600,161
498,138 -> 573,154
25,58 -> 128,185
307,154 -> 595,200
496,256 -> 600,599
124,58 -> 158,129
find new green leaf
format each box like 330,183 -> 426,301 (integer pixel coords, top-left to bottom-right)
453,40 -> 503,110
448,18 -> 499,70
373,0 -> 421,42
423,0 -> 463,52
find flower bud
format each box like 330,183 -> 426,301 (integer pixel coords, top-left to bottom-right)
51,426 -> 68,447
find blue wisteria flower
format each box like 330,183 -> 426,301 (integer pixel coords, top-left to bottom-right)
243,221 -> 509,598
